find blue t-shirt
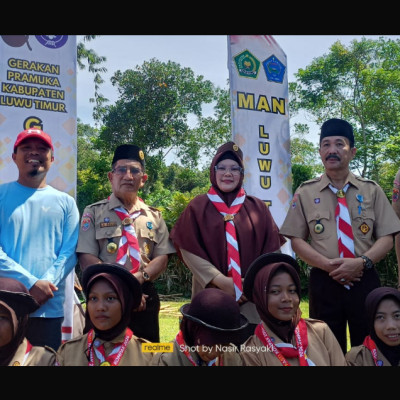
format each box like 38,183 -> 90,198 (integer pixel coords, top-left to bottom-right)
0,181 -> 79,317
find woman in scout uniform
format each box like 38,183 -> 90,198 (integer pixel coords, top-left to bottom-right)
56,263 -> 153,366
152,288 -> 248,366
76,144 -> 175,343
240,253 -> 347,366
170,141 -> 285,345
346,287 -> 400,366
0,277 -> 56,366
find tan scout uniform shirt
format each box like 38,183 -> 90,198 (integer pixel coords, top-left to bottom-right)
345,344 -> 397,366
56,330 -> 153,366
77,193 -> 175,270
241,319 -> 347,366
180,249 -> 260,324
151,338 -> 244,366
280,172 -> 400,258
8,338 -> 56,366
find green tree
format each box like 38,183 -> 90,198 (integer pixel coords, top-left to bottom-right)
97,58 -> 229,168
290,36 -> 400,182
76,121 -> 111,215
77,35 -> 108,122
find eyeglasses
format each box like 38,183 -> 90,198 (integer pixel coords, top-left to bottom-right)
214,165 -> 243,176
112,166 -> 143,176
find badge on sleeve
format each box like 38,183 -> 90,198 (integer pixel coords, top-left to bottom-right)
393,188 -> 399,202
81,217 -> 91,231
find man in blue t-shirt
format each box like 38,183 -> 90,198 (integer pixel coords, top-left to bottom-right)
0,128 -> 79,351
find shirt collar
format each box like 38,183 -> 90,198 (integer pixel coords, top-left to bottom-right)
317,172 -> 360,192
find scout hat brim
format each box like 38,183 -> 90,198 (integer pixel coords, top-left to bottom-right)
0,290 -> 40,315
243,252 -> 300,302
82,263 -> 142,309
179,303 -> 249,332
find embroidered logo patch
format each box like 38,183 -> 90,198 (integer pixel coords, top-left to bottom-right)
393,188 -> 399,202
359,223 -> 370,235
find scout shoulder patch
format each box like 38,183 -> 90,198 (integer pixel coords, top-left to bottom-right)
81,213 -> 92,231
393,188 -> 399,202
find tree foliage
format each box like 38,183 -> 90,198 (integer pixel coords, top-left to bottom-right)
97,58 -> 229,168
290,36 -> 400,182
77,35 -> 108,122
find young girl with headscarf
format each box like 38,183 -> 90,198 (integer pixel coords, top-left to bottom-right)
170,142 -> 285,344
345,286 -> 400,366
56,263 -> 154,366
240,253 -> 347,366
0,277 -> 56,366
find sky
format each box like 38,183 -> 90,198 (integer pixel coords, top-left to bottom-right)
76,35 -> 400,144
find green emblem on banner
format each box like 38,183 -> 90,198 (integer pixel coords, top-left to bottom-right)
234,50 -> 260,79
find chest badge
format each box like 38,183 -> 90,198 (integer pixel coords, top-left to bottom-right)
359,223 -> 370,235
314,220 -> 324,234
107,241 -> 118,253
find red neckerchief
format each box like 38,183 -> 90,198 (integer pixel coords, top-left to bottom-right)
12,340 -> 33,366
87,328 -> 133,366
207,186 -> 246,300
363,335 -> 383,366
175,330 -> 220,366
255,320 -> 309,366
114,207 -> 142,273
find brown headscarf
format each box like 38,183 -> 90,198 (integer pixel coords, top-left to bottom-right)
365,287 -> 400,366
252,262 -> 302,343
0,278 -> 40,366
170,141 -> 285,277
82,264 -> 142,341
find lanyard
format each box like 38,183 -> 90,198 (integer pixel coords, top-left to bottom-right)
255,320 -> 309,366
175,330 -> 220,366
87,328 -> 133,366
363,335 -> 383,366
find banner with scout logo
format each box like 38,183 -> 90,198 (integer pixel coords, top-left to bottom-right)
0,35 -> 78,342
227,35 -> 293,255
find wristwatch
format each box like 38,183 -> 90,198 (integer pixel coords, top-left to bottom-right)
142,270 -> 151,282
360,255 -> 374,270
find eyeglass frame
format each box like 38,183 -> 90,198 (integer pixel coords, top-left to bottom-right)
214,165 -> 244,175
111,165 -> 144,176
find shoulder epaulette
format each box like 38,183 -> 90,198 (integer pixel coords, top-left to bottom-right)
354,175 -> 378,185
85,198 -> 109,208
298,176 -> 321,188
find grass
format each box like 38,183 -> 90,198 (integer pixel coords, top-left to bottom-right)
159,299 -> 310,343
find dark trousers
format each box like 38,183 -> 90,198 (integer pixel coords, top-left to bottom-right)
129,281 -> 160,343
309,267 -> 380,354
26,317 -> 64,351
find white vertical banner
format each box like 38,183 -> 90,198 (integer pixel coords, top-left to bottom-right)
227,35 -> 293,255
0,35 -> 78,341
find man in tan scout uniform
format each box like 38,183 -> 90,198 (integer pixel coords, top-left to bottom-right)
280,118 -> 400,354
76,144 -> 175,343
391,168 -> 400,290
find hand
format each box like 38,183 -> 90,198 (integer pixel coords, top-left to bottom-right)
29,280 -> 58,305
328,257 -> 364,286
238,293 -> 248,305
133,294 -> 149,312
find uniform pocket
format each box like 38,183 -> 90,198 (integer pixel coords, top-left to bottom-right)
352,209 -> 375,240
95,226 -> 123,240
307,210 -> 332,240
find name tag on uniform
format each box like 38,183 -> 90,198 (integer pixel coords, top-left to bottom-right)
100,222 -> 118,228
